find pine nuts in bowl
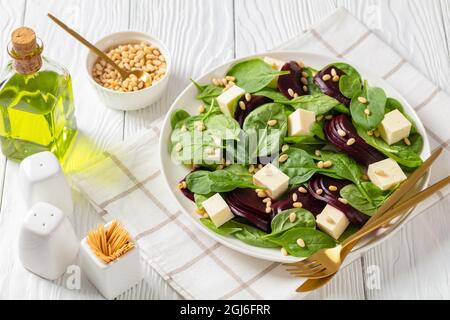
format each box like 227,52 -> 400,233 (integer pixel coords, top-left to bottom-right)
86,31 -> 171,111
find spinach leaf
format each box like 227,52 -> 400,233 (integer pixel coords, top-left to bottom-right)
302,66 -> 322,95
204,114 -> 241,140
263,208 -> 316,239
191,79 -> 223,105
283,135 -> 325,145
337,225 -> 359,242
350,83 -> 386,130
243,103 -> 287,157
333,62 -> 362,99
226,58 -> 289,93
200,218 -> 278,248
170,109 -> 190,129
355,124 -> 423,168
310,121 -> 325,140
254,88 -> 289,102
200,218 -> 243,236
194,193 -> 213,209
186,168 -> 259,194
275,93 -> 344,115
340,182 -> 392,216
268,227 -> 337,257
278,148 -> 319,185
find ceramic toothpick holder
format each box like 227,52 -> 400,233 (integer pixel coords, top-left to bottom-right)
80,222 -> 142,300
18,202 -> 79,280
19,151 -> 74,218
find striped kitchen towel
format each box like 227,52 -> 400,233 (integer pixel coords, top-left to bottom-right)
72,8 -> 450,300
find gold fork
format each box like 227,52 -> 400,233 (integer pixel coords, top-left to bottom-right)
287,174 -> 450,281
284,147 -> 442,280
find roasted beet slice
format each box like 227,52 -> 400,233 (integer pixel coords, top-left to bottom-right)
324,114 -> 385,167
314,66 -> 351,106
234,95 -> 271,127
278,61 -> 306,99
179,179 -> 195,202
308,175 -> 369,227
225,188 -> 275,232
271,188 -> 326,216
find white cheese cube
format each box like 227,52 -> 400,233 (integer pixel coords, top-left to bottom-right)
316,205 -> 350,240
202,193 -> 234,227
216,85 -> 245,117
263,56 -> 285,88
253,163 -> 289,199
367,158 -> 407,190
378,109 -> 412,145
288,109 -> 316,136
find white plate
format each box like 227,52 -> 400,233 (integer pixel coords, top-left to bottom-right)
159,51 -> 431,263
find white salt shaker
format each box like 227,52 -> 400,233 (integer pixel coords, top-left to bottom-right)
80,222 -> 142,300
18,202 -> 79,280
19,151 -> 73,219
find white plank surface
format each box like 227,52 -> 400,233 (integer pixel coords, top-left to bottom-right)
0,0 -> 449,300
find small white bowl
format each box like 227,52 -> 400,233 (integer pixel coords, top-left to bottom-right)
85,31 -> 171,111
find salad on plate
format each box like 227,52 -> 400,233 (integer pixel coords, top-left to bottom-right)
168,56 -> 423,258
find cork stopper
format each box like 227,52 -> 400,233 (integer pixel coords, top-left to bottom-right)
12,27 -> 37,54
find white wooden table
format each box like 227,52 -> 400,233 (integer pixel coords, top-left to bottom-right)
0,0 -> 449,300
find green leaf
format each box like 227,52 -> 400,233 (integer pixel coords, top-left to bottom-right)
340,182 -> 392,216
254,88 -> 289,102
350,84 -> 386,130
194,193 -> 213,209
333,62 -> 362,99
264,208 -> 316,239
355,124 -> 423,168
200,218 -> 243,236
268,227 -> 337,257
243,103 -> 288,157
191,79 -> 223,105
170,109 -> 190,129
204,114 -> 241,140
226,58 -> 289,93
275,93 -> 344,115
337,225 -> 359,242
186,169 -> 259,194
278,148 -> 318,185
302,66 -> 322,95
310,121 -> 325,140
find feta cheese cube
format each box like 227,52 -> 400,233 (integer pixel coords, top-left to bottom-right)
263,56 -> 285,88
202,193 -> 234,227
367,158 -> 407,190
253,163 -> 289,199
216,85 -> 245,117
316,204 -> 350,240
288,109 -> 316,136
378,109 -> 412,145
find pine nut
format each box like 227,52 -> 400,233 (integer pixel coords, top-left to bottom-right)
358,96 -> 368,104
281,144 -> 289,152
225,75 -> 235,81
265,207 -> 272,214
293,202 -> 303,208
303,85 -> 308,92
316,188 -> 323,195
347,138 -> 356,146
267,119 -> 278,126
301,77 -> 308,85
289,212 -> 297,223
175,143 -> 182,152
337,129 -> 346,137
364,108 -> 371,115
198,105 -> 205,113
315,149 -> 321,157
361,174 -> 369,181
298,186 -> 308,193
239,100 -> 246,110
332,75 -> 340,82
296,238 -> 306,248
257,190 -> 267,198
329,185 -> 338,191
322,74 -> 331,81
404,137 -> 411,145
287,88 -> 295,97
293,93 -> 299,98
374,129 -> 380,137
245,92 -> 251,102
301,71 -> 309,78
292,193 -> 298,202
317,161 -> 324,169
297,60 -> 305,68
325,115 -> 333,120
262,197 -> 271,203
367,130 -> 374,136
316,115 -> 324,121
279,154 -> 289,163
281,248 -> 288,256
323,160 -> 333,168
248,164 -> 255,173
178,181 -> 187,189
338,197 -> 348,204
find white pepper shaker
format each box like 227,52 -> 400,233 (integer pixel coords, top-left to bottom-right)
19,151 -> 73,219
18,202 -> 79,280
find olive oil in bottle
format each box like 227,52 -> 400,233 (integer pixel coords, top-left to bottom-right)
0,27 -> 77,161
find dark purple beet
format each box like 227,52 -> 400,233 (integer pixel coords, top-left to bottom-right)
324,114 -> 385,167
314,66 -> 351,106
180,180 -> 195,201
234,95 -> 271,127
277,61 -> 306,99
225,188 -> 275,232
271,188 -> 326,216
308,175 -> 369,227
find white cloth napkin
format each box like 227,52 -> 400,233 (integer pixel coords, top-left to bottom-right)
72,8 -> 450,300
